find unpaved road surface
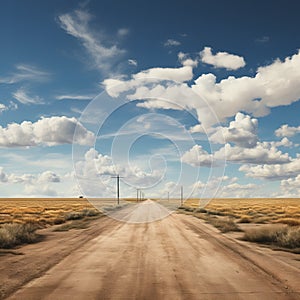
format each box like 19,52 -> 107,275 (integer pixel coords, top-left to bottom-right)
6,200 -> 300,299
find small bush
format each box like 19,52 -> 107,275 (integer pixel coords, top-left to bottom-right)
243,225 -> 300,249
52,217 -> 65,225
207,210 -> 226,216
238,216 -> 252,223
184,207 -> 194,212
207,217 -> 241,233
81,209 -> 99,217
194,208 -> 207,213
65,212 -> 83,220
0,223 -> 39,249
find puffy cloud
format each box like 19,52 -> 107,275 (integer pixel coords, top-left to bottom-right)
0,116 -> 94,147
0,64 -> 50,84
103,50 -> 300,128
75,148 -> 164,196
0,166 -> 78,197
80,148 -> 117,177
0,103 -> 8,113
191,176 -> 254,198
271,137 -> 293,148
3,101 -> 18,112
8,171 -> 60,184
215,142 -> 290,165
58,9 -> 125,71
178,52 -> 198,67
132,65 -> 193,82
164,39 -> 181,47
189,124 -> 206,134
280,174 -> 300,194
275,124 -> 300,137
103,66 -> 194,98
181,145 -> 213,167
239,155 -> 300,180
200,47 -> 246,70
13,88 -> 43,105
37,171 -> 61,183
209,112 -> 258,148
218,182 -> 258,198
182,140 -> 290,168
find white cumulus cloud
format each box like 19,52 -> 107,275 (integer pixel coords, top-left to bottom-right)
215,142 -> 290,165
209,112 -> 258,148
181,145 -> 213,167
103,50 -> 300,128
0,116 -> 94,147
200,47 -> 246,70
275,124 -> 300,137
239,155 -> 300,180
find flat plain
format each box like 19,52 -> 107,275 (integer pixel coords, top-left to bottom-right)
0,198 -> 299,299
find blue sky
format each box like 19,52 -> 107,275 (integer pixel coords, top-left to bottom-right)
1,0 -> 300,198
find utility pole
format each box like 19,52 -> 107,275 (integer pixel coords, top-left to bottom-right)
180,185 -> 183,206
140,190 -> 143,201
136,188 -> 139,202
111,174 -> 123,205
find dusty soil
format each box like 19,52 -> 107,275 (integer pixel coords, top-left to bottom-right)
1,200 -> 300,300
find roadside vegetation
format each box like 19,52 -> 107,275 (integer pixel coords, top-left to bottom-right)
0,198 -> 102,248
0,223 -> 39,249
243,225 -> 300,252
183,198 -> 300,225
178,206 -> 241,233
178,198 -> 300,251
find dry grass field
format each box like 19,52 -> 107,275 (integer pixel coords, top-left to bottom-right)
0,198 -> 104,248
180,198 -> 300,251
1,197 -> 300,250
183,198 -> 300,225
0,198 -> 100,226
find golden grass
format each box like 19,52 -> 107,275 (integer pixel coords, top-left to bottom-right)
243,225 -> 300,251
183,198 -> 300,225
0,198 -> 99,226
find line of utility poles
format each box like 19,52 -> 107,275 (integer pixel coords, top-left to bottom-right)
166,186 -> 183,205
111,175 -> 182,206
136,189 -> 145,202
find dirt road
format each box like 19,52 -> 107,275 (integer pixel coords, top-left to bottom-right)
7,200 -> 300,300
